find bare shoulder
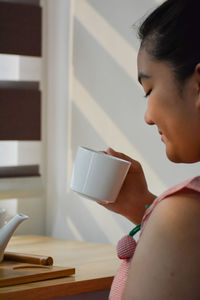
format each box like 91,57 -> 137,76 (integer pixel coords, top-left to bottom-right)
150,188 -> 200,240
123,189 -> 200,300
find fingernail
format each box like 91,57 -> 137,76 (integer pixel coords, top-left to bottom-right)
97,200 -> 104,205
107,147 -> 115,153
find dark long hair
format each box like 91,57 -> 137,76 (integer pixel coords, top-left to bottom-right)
138,0 -> 200,83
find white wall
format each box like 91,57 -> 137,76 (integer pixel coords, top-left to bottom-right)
43,0 -> 200,245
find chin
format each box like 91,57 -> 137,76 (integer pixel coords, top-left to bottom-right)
166,150 -> 200,164
167,155 -> 183,163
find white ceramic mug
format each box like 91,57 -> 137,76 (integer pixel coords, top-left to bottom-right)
70,146 -> 131,203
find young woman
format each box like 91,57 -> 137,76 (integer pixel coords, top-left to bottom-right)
100,0 -> 200,299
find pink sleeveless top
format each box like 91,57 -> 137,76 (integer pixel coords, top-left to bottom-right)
109,176 -> 200,300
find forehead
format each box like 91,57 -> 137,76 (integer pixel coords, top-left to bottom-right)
137,48 -> 150,70
137,48 -> 157,74
137,48 -> 173,83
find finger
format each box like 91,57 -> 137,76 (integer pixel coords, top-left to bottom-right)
107,148 -> 143,175
97,200 -> 114,208
106,148 -> 137,165
100,150 -> 108,154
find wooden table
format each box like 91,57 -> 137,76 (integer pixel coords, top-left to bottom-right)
0,235 -> 120,299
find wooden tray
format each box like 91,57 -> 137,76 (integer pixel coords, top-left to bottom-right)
0,260 -> 75,287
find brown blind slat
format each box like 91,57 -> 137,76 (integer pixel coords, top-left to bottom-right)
0,0 -> 39,5
0,80 -> 39,90
0,2 -> 41,56
0,81 -> 41,140
0,165 -> 40,178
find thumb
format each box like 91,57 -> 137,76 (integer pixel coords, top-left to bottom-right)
106,148 -> 140,173
106,147 -> 131,162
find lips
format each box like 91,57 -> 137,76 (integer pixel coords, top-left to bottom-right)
158,130 -> 165,142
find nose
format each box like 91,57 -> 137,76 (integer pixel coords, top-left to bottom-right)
144,108 -> 154,125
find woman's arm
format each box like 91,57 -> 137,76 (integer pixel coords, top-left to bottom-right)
123,190 -> 200,299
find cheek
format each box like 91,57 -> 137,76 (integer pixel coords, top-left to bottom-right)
145,95 -> 165,122
145,83 -> 181,126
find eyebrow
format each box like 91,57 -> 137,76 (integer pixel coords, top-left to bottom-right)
138,73 -> 151,84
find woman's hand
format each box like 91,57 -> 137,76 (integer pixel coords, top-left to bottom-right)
98,148 -> 156,224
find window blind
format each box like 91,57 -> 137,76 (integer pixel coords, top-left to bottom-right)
0,0 -> 42,178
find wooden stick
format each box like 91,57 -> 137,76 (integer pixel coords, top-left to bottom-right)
4,251 -> 53,266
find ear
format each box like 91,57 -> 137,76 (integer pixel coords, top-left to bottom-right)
195,63 -> 200,89
194,63 -> 200,110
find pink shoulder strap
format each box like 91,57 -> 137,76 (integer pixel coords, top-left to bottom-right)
140,176 -> 200,236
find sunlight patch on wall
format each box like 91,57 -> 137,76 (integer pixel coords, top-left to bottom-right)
82,199 -> 128,244
73,78 -> 166,195
75,0 -> 139,85
66,216 -> 84,241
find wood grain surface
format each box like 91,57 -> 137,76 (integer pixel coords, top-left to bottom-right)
0,261 -> 75,287
0,235 -> 120,300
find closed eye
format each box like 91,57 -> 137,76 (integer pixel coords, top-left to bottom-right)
144,89 -> 152,98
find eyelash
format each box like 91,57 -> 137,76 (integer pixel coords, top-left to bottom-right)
144,89 -> 152,98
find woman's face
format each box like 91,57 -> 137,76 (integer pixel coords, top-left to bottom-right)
137,47 -> 200,163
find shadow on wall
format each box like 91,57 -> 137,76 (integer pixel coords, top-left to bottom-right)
71,102 -> 107,154
72,16 -> 166,195
61,0 -> 200,244
64,185 -> 132,244
86,0 -> 158,49
72,0 -> 200,190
